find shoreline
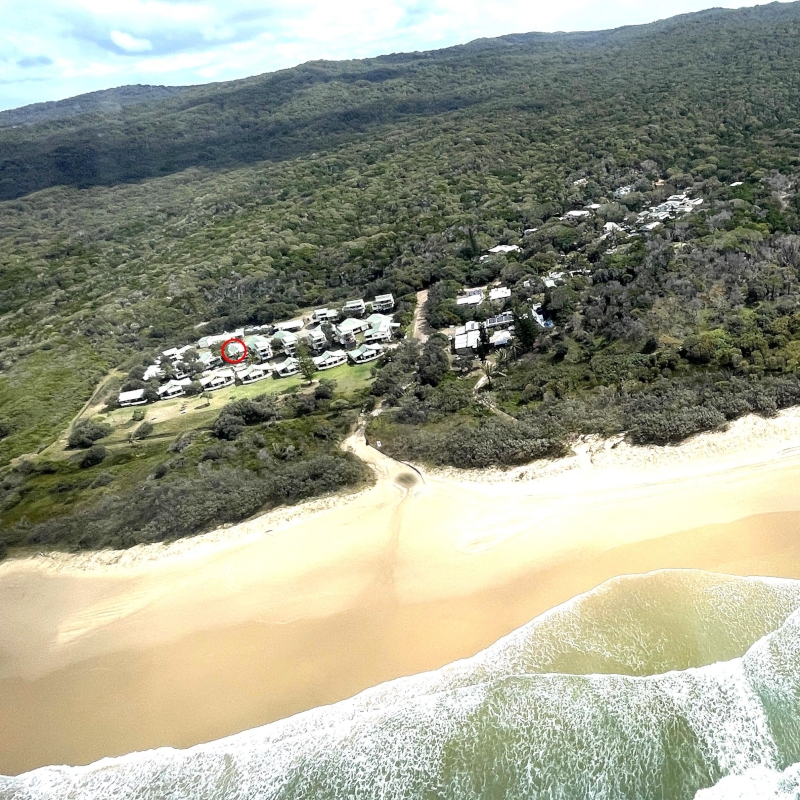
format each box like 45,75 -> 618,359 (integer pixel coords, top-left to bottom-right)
3,409 -> 800,773
5,407 -> 800,575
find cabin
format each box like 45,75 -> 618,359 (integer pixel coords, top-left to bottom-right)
304,328 -> 328,351
119,389 -> 148,407
342,299 -> 366,317
244,335 -> 273,361
199,370 -> 234,392
236,364 -> 271,385
274,358 -> 300,378
488,286 -> 511,302
490,330 -> 513,347
313,350 -> 348,370
275,319 -> 305,332
485,311 -> 514,329
271,330 -> 298,355
311,308 -> 339,323
453,330 -> 481,352
348,344 -> 383,364
334,317 -> 370,345
372,294 -> 395,312
363,313 -> 395,343
158,378 -> 193,399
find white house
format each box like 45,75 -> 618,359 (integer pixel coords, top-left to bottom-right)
275,319 -> 305,332
313,350 -> 347,370
274,358 -> 300,378
236,364 -> 271,385
143,364 -> 164,381
485,310 -> 514,329
730,181 -> 744,187
244,335 -> 273,361
158,378 -> 193,399
311,308 -> 339,323
454,320 -> 480,336
197,330 -> 244,350
304,328 -> 328,351
342,299 -> 367,317
363,313 -> 396,343
604,222 -> 624,234
490,330 -> 513,347
564,210 -> 591,219
334,317 -> 370,345
372,294 -> 395,312
197,349 -> 222,369
454,330 -> 481,352
488,286 -> 511,302
456,288 -> 484,306
199,370 -> 234,392
271,330 -> 298,355
119,389 -> 148,407
348,344 -> 383,364
487,245 -> 521,254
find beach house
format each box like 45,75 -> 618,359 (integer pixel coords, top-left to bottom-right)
236,364 -> 271,385
313,350 -> 348,370
456,288 -> 484,306
158,378 -> 193,399
271,329 -> 298,355
348,344 -> 383,364
342,299 -> 367,317
363,313 -> 395,343
311,308 -> 339,323
119,389 -> 148,407
274,358 -> 301,378
244,335 -> 273,361
199,370 -> 235,392
488,286 -> 511,302
274,319 -> 304,333
372,294 -> 395,312
303,329 -> 328,352
334,317 -> 370,346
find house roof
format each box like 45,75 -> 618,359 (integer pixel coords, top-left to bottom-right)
488,287 -> 511,301
374,293 -> 394,302
119,389 -> 145,402
272,330 -> 298,342
336,318 -> 368,333
349,344 -> 382,359
454,330 -> 481,349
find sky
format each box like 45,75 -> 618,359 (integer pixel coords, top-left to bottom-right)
0,0 -> 783,112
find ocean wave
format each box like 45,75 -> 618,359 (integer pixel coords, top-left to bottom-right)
2,569 -> 800,800
695,762 -> 800,799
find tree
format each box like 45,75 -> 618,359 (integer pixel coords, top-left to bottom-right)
297,344 -> 317,384
80,445 -> 108,468
418,337 -> 450,386
68,418 -> 111,449
512,308 -> 538,353
476,325 -> 491,362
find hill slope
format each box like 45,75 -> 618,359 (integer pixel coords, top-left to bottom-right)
2,2 -> 800,556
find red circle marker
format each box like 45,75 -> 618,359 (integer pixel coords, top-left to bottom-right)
221,337 -> 247,364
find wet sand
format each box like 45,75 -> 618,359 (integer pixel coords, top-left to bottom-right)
3,416 -> 800,775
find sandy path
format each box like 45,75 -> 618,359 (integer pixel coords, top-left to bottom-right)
4,412 -> 800,773
412,289 -> 429,342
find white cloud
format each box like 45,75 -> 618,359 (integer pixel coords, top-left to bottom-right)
110,30 -> 153,52
0,0 -> 787,111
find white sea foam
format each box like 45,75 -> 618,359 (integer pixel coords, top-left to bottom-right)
695,762 -> 800,799
2,570 -> 800,800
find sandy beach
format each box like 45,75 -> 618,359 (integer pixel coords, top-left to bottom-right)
3,411 -> 800,775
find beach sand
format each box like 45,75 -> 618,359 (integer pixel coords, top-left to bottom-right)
3,411 -> 800,775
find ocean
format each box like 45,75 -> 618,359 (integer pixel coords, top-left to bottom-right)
2,570 -> 799,799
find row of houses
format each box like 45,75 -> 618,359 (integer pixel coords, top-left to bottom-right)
636,194 -> 704,229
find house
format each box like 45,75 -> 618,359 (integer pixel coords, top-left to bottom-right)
454,330 -> 481,352
604,222 -> 624,234
488,245 -> 521,254
196,349 -> 222,369
730,181 -> 744,187
640,221 -> 663,232
573,177 -> 588,186
456,288 -> 484,306
244,335 -> 273,361
274,358 -> 300,378
523,227 -> 538,235
484,311 -> 514,329
311,308 -> 339,323
119,389 -> 148,407
348,344 -> 383,364
334,317 -> 370,345
564,210 -> 591,219
162,345 -> 193,361
372,294 -> 395,312
363,313 -> 396,343
197,330 -> 244,350
342,299 -> 366,317
490,330 -> 513,347
236,364 -> 271,385
454,320 -> 481,336
313,349 -> 348,370
158,378 -> 193,399
584,203 -> 602,211
488,286 -> 511,302
143,364 -> 164,381
614,185 -> 633,198
275,319 -> 305,332
199,370 -> 234,392
271,330 -> 298,355
172,363 -> 190,380
304,329 -> 328,351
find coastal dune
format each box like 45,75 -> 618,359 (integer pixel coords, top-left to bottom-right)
3,411 -> 800,775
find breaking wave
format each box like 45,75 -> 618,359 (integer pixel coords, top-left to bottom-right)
2,570 -> 800,800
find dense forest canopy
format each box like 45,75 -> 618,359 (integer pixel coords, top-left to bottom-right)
2,1 -> 800,556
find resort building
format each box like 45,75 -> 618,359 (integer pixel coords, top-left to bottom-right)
119,389 -> 148,407
199,370 -> 235,392
313,350 -> 348,370
372,294 -> 395,312
488,286 -> 511,302
348,344 -> 383,364
311,308 -> 339,323
274,319 -> 305,332
304,329 -> 328,351
334,317 -> 370,345
274,358 -> 301,378
363,313 -> 395,343
244,335 -> 273,361
490,330 -> 513,347
197,349 -> 222,369
271,329 -> 298,355
236,364 -> 271,384
158,378 -> 193,399
342,299 -> 367,317
453,330 -> 481,352
143,364 -> 164,381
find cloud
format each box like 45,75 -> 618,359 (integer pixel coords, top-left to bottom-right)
0,0 -> 785,112
109,30 -> 154,52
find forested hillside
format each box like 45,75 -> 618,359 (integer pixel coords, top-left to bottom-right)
2,2 -> 800,557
